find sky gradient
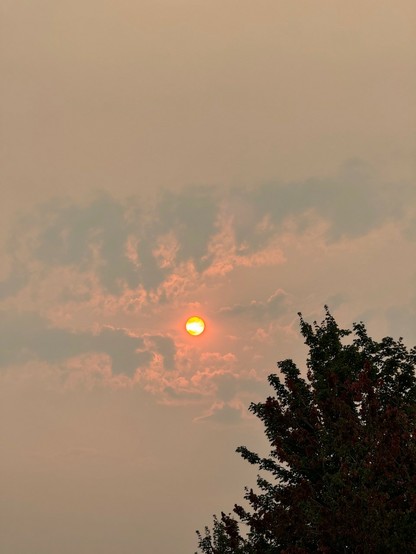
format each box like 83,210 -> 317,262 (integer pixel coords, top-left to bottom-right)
1,1 -> 415,553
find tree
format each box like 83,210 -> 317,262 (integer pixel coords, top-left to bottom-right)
196,307 -> 416,553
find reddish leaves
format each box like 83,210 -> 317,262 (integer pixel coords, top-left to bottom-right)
196,309 -> 416,553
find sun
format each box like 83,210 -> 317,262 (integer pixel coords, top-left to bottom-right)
185,316 -> 205,336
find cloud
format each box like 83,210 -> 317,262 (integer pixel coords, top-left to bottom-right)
194,401 -> 244,425
156,186 -> 219,270
220,288 -> 290,320
130,340 -> 266,408
97,327 -> 153,377
34,193 -> 142,293
146,335 -> 176,371
0,168 -> 413,401
226,160 -> 414,249
3,192 -> 166,298
201,209 -> 286,276
1,167 -> 414,309
0,310 -> 156,378
0,263 -> 28,300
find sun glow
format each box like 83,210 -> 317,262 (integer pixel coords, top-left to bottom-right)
185,316 -> 205,336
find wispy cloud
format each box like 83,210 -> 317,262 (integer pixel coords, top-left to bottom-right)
219,288 -> 290,320
2,166 -> 414,308
0,165 -> 414,405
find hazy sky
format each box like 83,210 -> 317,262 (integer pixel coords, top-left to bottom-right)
1,1 -> 415,553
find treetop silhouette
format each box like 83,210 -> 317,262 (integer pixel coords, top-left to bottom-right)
196,307 -> 416,553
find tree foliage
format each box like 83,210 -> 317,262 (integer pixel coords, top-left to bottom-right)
196,307 -> 416,553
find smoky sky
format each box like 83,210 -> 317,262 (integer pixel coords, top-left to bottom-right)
1,2 -> 415,553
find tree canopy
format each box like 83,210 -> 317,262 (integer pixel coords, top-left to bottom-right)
196,307 -> 416,553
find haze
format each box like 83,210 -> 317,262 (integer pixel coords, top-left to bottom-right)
1,1 -> 415,553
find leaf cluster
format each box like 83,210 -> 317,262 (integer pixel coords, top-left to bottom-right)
196,307 -> 416,553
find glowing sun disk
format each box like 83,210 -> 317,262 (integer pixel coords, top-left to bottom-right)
186,316 -> 205,336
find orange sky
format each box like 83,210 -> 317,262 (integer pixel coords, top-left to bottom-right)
1,1 -> 415,552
